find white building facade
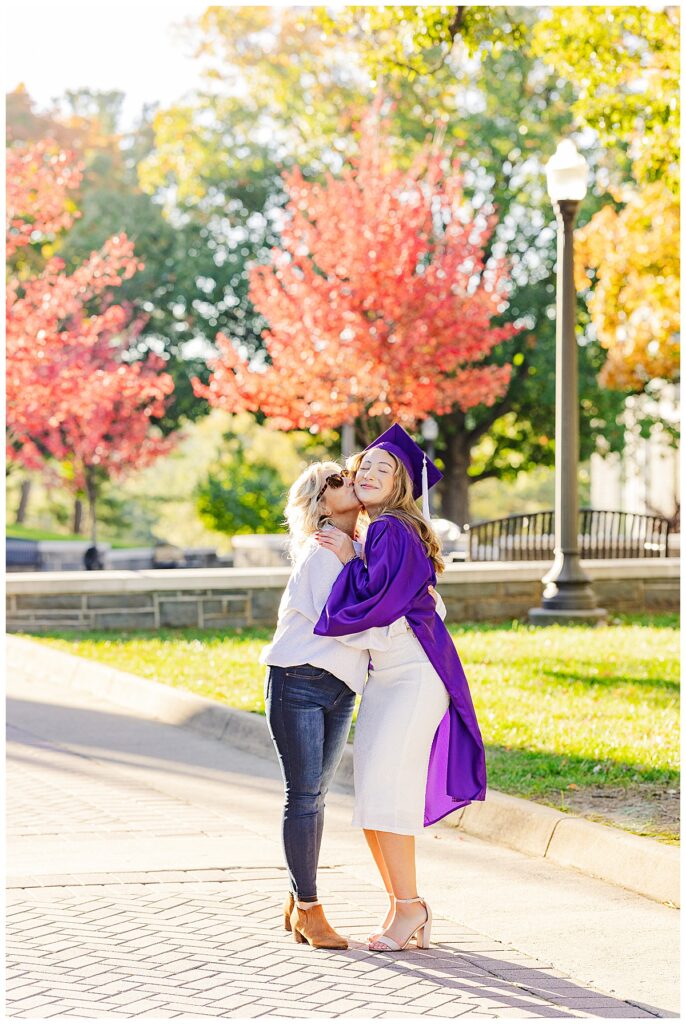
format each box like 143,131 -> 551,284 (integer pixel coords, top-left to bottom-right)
590,384 -> 680,523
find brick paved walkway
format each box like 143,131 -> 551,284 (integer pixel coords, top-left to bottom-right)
6,663 -> 674,1019
7,867 -> 657,1020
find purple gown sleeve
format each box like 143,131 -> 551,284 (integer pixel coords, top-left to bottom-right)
314,517 -> 431,637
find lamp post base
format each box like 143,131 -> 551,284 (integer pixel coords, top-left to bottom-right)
537,551 -> 602,614
528,606 -> 608,627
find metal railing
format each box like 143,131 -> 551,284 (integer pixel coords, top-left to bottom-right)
464,509 -> 671,562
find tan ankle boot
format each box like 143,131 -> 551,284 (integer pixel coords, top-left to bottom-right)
283,893 -> 295,931
290,903 -> 348,949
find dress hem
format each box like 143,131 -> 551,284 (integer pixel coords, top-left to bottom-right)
351,817 -> 425,836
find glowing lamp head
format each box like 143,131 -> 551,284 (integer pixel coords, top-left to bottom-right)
545,140 -> 588,203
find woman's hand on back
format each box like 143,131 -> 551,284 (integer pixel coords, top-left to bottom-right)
315,527 -> 356,565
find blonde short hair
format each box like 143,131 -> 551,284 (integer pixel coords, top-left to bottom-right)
284,461 -> 344,563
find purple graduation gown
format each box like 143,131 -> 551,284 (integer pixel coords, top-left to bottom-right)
314,514 -> 487,827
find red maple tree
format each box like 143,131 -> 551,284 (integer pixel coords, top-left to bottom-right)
194,115 -> 518,438
6,141 -> 177,548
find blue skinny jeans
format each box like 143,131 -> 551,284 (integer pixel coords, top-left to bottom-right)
265,664 -> 356,902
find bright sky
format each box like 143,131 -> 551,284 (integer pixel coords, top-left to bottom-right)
5,1 -> 212,127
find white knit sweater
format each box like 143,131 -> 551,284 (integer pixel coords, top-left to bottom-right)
260,529 -> 445,695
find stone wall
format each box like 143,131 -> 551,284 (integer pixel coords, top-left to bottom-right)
5,560 -> 678,634
6,569 -> 282,633
440,562 -> 680,622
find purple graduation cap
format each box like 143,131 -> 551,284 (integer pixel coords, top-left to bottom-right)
363,423 -> 442,519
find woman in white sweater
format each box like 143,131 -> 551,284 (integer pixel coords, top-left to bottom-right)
261,460 -> 401,950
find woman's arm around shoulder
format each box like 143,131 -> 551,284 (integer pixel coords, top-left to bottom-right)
314,514 -> 431,637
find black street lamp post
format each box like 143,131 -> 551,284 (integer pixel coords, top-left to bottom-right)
529,141 -> 606,626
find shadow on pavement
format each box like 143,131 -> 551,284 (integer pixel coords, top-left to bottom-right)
331,940 -> 676,1018
6,695 -> 282,789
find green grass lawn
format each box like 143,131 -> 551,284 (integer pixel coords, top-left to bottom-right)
26,614 -> 679,842
7,525 -> 135,548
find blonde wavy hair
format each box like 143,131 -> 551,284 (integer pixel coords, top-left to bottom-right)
346,450 -> 445,575
283,461 -> 348,563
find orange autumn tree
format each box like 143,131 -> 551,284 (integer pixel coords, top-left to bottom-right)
6,139 -> 83,262
6,140 -> 177,547
195,116 -> 518,448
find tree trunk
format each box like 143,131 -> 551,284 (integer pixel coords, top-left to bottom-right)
15,479 -> 31,524
72,497 -> 84,535
440,432 -> 473,526
341,423 -> 356,459
85,471 -> 98,549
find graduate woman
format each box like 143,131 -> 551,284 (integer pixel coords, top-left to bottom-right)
261,460 -> 404,950
315,424 -> 487,953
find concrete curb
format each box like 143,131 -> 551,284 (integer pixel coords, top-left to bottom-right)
9,634 -> 679,908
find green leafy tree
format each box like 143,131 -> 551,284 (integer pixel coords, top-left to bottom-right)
136,6 -> 376,376
140,7 -> 632,521
531,6 -> 679,195
315,6 -> 527,78
531,7 -> 680,393
195,458 -> 287,535
316,1 -> 678,194
426,37 -> 623,519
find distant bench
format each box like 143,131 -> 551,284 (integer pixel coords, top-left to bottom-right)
6,538 -> 42,572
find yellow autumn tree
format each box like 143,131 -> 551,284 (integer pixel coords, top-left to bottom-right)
532,6 -> 679,392
575,182 -> 679,390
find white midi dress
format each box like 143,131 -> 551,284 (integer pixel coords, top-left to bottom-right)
352,627 -> 450,835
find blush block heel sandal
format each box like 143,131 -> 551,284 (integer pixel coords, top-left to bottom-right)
368,896 -> 432,952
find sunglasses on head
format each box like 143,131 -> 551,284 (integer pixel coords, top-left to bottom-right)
317,469 -> 352,502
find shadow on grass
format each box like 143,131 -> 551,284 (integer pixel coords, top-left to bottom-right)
541,668 -> 679,692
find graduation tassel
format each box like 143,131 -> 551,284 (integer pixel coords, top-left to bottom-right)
421,453 -> 430,520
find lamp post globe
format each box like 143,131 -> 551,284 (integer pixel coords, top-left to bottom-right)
529,140 -> 606,625
421,416 -> 439,443
545,139 -> 589,203
421,417 -> 439,516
